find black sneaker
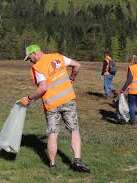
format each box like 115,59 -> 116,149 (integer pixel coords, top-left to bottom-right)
49,162 -> 56,169
50,164 -> 56,167
72,159 -> 90,173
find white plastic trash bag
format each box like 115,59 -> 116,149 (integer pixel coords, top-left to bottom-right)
0,103 -> 27,153
118,93 -> 130,122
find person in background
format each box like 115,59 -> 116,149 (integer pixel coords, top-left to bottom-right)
101,51 -> 116,97
18,44 -> 90,172
120,55 -> 137,126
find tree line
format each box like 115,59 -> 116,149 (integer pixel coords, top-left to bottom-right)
0,0 -> 137,61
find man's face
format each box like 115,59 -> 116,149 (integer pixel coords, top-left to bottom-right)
104,54 -> 108,58
106,56 -> 111,60
105,54 -> 111,60
29,52 -> 37,64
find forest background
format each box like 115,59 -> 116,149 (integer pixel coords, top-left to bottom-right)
0,0 -> 137,61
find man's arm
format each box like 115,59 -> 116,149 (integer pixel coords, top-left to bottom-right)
18,80 -> 47,107
121,68 -> 133,92
68,60 -> 81,82
28,80 -> 48,100
101,60 -> 106,75
101,60 -> 110,76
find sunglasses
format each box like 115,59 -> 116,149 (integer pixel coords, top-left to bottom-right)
26,56 -> 33,61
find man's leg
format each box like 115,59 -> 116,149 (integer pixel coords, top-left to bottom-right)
45,109 -> 61,166
71,130 -> 90,172
108,75 -> 114,96
47,133 -> 58,166
61,100 -> 90,172
71,130 -> 81,159
60,101 -> 81,158
128,94 -> 136,125
104,75 -> 110,96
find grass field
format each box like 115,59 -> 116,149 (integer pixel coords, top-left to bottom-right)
0,60 -> 137,183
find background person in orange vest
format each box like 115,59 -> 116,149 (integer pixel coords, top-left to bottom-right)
101,51 -> 116,97
18,44 -> 90,172
120,55 -> 137,126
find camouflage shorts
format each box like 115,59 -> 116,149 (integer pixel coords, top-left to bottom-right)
45,100 -> 79,134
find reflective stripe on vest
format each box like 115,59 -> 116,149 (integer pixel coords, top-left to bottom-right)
128,83 -> 137,93
48,75 -> 69,89
43,87 -> 74,104
132,80 -> 137,83
128,88 -> 137,90
128,80 -> 137,92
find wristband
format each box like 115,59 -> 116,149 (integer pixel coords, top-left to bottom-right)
28,95 -> 33,101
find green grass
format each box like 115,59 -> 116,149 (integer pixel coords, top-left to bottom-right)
0,61 -> 137,183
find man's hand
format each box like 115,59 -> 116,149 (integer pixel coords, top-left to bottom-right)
68,60 -> 80,83
119,89 -> 125,94
69,75 -> 75,83
17,96 -> 32,107
106,56 -> 112,61
16,80 -> 47,107
101,75 -> 103,80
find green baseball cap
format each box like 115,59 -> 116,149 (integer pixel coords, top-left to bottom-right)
24,44 -> 41,61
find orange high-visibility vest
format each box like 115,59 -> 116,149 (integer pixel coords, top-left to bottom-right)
32,53 -> 76,111
128,64 -> 137,94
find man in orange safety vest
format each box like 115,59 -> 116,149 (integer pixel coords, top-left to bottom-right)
18,44 -> 90,172
121,55 -> 137,126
